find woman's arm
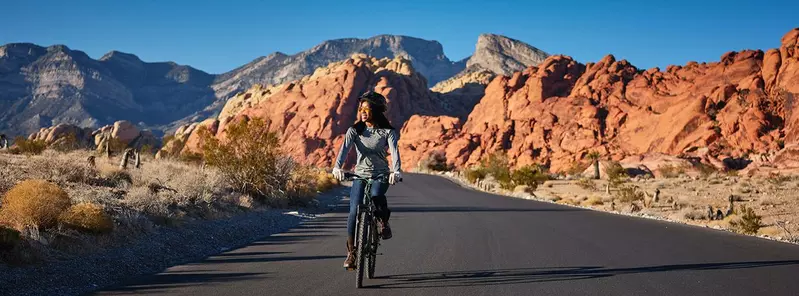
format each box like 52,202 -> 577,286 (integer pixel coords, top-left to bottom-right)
387,128 -> 401,172
334,127 -> 357,170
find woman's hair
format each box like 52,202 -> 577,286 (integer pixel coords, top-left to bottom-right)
353,100 -> 394,135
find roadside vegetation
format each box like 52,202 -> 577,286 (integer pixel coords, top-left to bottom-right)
0,122 -> 339,265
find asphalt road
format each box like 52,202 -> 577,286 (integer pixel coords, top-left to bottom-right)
95,173 -> 799,295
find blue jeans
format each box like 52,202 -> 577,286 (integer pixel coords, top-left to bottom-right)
348,179 -> 390,238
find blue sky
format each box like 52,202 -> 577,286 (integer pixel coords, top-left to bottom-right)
2,0 -> 796,74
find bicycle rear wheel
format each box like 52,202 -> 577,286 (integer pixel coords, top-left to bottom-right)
355,211 -> 369,288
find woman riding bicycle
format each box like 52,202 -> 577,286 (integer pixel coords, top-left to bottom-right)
332,91 -> 402,269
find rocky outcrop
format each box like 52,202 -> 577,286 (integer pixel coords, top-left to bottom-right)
28,124 -> 95,148
401,28 -> 799,173
165,54 -> 444,169
465,34 -> 550,76
26,120 -> 158,152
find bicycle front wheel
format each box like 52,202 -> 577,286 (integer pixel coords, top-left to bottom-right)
355,211 -> 369,288
367,219 -> 377,279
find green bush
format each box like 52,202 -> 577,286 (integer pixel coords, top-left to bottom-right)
510,165 -> 548,191
464,167 -> 487,183
605,161 -> 628,188
615,184 -> 644,203
199,118 -> 294,204
481,152 -> 512,188
729,205 -> 762,235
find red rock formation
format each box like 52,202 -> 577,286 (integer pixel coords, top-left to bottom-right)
165,28 -> 799,174
171,54 -> 444,169
401,28 -> 799,173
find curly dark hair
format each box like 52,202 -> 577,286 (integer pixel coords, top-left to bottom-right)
352,94 -> 394,135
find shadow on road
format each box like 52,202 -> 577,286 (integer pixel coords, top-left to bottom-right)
99,272 -> 267,293
368,260 -> 799,289
391,206 -> 585,213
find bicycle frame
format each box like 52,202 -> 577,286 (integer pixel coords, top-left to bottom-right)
343,172 -> 389,287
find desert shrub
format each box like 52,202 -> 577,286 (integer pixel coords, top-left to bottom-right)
480,152 -> 512,189
657,163 -> 685,178
575,178 -> 597,190
615,184 -> 644,203
420,150 -> 450,171
464,166 -> 487,183
729,205 -> 762,235
605,161 -> 628,188
0,179 -> 71,229
510,165 -> 549,191
124,186 -> 172,221
681,208 -> 707,220
12,137 -> 47,156
0,226 -> 21,250
59,203 -> 113,234
766,172 -> 792,185
199,118 -> 293,204
315,170 -> 339,193
99,168 -> 133,187
695,162 -> 717,179
284,163 -> 317,207
29,151 -> 97,185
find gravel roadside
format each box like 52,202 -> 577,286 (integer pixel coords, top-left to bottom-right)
0,187 -> 347,296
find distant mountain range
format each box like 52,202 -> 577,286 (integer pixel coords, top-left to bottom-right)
0,34 -> 548,137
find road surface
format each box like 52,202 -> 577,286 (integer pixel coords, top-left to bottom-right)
95,173 -> 799,295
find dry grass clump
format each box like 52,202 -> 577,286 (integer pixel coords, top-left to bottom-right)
0,180 -> 71,229
283,164 -> 318,207
28,150 -> 97,185
59,203 -> 113,234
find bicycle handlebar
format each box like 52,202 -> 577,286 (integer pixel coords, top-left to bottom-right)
342,171 -> 402,183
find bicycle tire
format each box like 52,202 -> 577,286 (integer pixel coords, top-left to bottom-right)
367,220 -> 377,279
355,211 -> 369,288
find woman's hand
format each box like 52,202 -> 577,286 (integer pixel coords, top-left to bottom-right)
389,171 -> 402,185
332,167 -> 345,181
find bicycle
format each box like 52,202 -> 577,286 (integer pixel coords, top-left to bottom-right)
342,171 -> 401,288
